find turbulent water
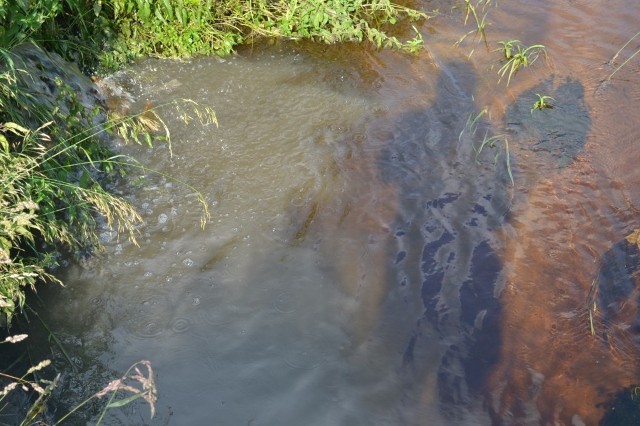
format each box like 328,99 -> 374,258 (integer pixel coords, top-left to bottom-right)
28,0 -> 640,424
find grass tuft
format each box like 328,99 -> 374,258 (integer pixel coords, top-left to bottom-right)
496,40 -> 547,86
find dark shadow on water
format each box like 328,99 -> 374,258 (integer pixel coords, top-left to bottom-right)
592,238 -> 640,368
504,76 -> 591,170
597,240 -> 640,323
599,385 -> 640,426
377,57 -> 508,422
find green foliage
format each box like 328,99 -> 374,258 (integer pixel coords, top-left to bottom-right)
0,118 -> 140,320
531,93 -> 554,113
0,0 -> 61,48
496,40 -> 547,86
0,0 -> 114,72
0,0 -> 428,71
101,0 -> 427,68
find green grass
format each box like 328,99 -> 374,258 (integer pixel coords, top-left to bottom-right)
496,40 -> 547,86
0,0 -> 428,73
100,0 -> 428,69
454,0 -> 496,54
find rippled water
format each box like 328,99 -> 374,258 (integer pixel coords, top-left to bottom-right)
30,0 -> 640,424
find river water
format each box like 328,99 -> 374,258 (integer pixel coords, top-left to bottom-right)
30,0 -> 640,424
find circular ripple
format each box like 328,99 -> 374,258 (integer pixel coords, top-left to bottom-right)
125,316 -> 166,339
170,317 -> 192,334
197,308 -> 235,327
283,339 -> 327,370
273,292 -> 297,314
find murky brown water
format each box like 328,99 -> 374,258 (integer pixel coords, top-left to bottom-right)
29,0 -> 640,424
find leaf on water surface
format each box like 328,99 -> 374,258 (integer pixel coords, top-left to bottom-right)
625,229 -> 640,250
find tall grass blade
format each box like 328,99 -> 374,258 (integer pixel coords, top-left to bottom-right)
608,47 -> 640,81
504,137 -> 514,185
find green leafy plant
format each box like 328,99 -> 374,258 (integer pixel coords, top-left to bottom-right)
1,0 -> 429,72
531,93 -> 554,113
496,40 -> 547,86
403,26 -> 424,54
101,0 -> 428,70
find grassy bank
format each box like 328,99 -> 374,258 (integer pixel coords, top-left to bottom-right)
1,0 -> 427,73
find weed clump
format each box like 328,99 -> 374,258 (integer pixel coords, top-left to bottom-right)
1,0 -> 428,73
101,0 -> 428,69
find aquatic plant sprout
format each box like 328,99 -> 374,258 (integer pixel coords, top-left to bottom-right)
496,40 -> 547,86
531,94 -> 554,113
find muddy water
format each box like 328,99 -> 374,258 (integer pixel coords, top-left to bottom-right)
33,0 -> 640,424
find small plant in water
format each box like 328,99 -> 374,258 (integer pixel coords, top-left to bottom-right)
404,26 -> 424,54
531,93 -> 554,113
496,40 -> 547,86
0,341 -> 156,425
455,0 -> 496,52
460,108 -> 514,185
54,360 -> 157,425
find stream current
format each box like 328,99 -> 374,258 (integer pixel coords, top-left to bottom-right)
31,0 -> 640,424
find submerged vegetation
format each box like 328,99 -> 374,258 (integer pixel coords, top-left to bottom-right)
455,0 -> 495,50
460,108 -> 514,185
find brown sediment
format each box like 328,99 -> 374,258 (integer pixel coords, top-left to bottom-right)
487,173 -> 640,424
